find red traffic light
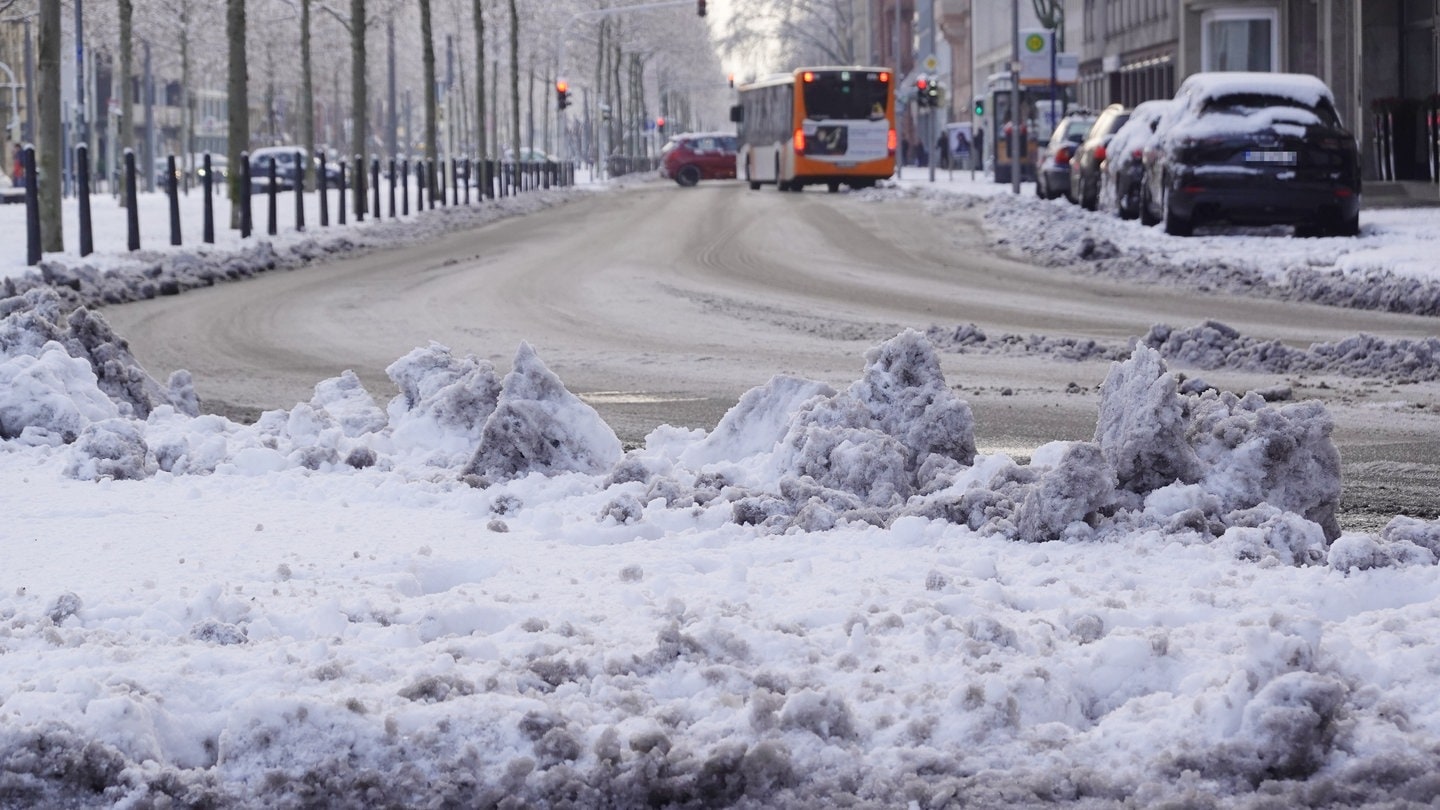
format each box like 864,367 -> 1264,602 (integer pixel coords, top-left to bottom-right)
916,77 -> 929,90
556,80 -> 568,93
697,0 -> 706,16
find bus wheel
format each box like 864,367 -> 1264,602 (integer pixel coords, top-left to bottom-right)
788,182 -> 804,192
746,159 -> 760,190
826,182 -> 840,193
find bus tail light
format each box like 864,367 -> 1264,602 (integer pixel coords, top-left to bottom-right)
888,129 -> 897,156
1093,145 -> 1106,163
794,128 -> 806,153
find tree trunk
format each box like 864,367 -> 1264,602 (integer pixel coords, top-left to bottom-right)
300,0 -> 314,187
472,0 -> 486,163
508,0 -> 519,177
227,0 -> 248,228
351,0 -> 367,218
421,0 -> 437,184
119,0 -> 134,207
38,0 -> 62,252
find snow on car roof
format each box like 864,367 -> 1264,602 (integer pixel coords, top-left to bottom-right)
1177,71 -> 1334,106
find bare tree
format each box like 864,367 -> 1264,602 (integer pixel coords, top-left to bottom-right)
300,0 -> 314,185
350,0 -> 367,217
719,0 -> 858,73
507,0 -> 518,176
472,0 -> 487,165
420,0 -> 437,192
227,0 -> 248,227
118,0 -> 135,207
38,0 -> 62,251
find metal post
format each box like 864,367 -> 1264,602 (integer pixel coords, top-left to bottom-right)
202,153 -> 214,243
167,154 -> 181,245
266,156 -> 278,236
295,150 -> 305,231
338,160 -> 347,225
401,157 -> 409,216
354,154 -> 364,221
1010,0 -> 1021,195
78,144 -> 93,256
240,150 -> 252,238
388,157 -> 396,218
318,153 -> 329,226
124,149 -> 139,250
24,146 -> 39,265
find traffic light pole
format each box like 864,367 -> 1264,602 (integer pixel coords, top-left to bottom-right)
556,0 -> 699,175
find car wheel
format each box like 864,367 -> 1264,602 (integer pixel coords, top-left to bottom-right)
826,181 -> 840,193
675,165 -> 701,187
1035,176 -> 1045,198
1161,184 -> 1192,237
1330,213 -> 1360,237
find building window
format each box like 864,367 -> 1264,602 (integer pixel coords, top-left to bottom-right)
1201,8 -> 1278,72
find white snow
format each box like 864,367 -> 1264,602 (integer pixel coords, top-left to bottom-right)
3,172 -> 1440,807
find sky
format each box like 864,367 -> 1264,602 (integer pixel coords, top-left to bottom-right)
3,171 -> 1440,807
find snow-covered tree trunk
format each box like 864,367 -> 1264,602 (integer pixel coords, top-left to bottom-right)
119,0 -> 135,208
227,0 -> 248,228
38,0 -> 62,251
350,0 -> 367,217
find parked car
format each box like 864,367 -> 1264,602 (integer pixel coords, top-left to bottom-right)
1098,100 -> 1175,220
659,132 -> 738,186
502,147 -> 558,165
1035,111 -> 1096,201
248,146 -> 308,192
1140,72 -> 1361,237
1068,104 -> 1131,210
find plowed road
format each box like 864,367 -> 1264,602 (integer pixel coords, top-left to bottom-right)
104,181 -> 1440,528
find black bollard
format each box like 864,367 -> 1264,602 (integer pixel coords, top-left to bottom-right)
388,157 -> 397,218
202,153 -> 215,244
266,157 -> 279,236
401,158 -> 409,216
463,158 -> 471,205
167,154 -> 182,246
451,158 -> 459,205
24,146 -> 39,265
338,160 -> 347,225
354,154 -> 365,222
295,151 -> 305,232
416,160 -> 426,211
318,153 -> 329,227
240,151 -> 253,239
124,150 -> 140,251
77,144 -> 94,256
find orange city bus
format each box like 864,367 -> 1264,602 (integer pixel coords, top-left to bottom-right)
730,66 -> 896,192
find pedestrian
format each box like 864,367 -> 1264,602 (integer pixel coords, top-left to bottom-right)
936,134 -> 950,169
973,127 -> 985,170
915,140 -> 928,167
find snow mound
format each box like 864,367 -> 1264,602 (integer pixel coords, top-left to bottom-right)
464,341 -> 623,480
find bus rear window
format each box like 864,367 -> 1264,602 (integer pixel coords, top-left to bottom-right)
801,73 -> 889,121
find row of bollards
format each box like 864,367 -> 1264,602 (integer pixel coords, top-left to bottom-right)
21,144 -> 578,266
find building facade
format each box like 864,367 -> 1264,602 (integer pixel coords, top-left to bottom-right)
918,0 -> 1438,182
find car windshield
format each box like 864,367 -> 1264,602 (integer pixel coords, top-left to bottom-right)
1200,94 -> 1342,127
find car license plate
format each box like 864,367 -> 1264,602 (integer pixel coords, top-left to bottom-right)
837,161 -> 857,168
1245,150 -> 1297,165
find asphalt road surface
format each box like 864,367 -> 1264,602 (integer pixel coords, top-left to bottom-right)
103,180 -> 1440,530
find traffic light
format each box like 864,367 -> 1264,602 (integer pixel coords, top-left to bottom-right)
915,76 -> 941,108
697,0 -> 706,16
555,80 -> 570,110
656,116 -> 666,134
974,97 -> 985,116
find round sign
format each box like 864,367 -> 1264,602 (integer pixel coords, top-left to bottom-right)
1025,33 -> 1046,53
923,54 -> 938,72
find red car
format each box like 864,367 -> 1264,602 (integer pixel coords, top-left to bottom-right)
659,132 -> 738,186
